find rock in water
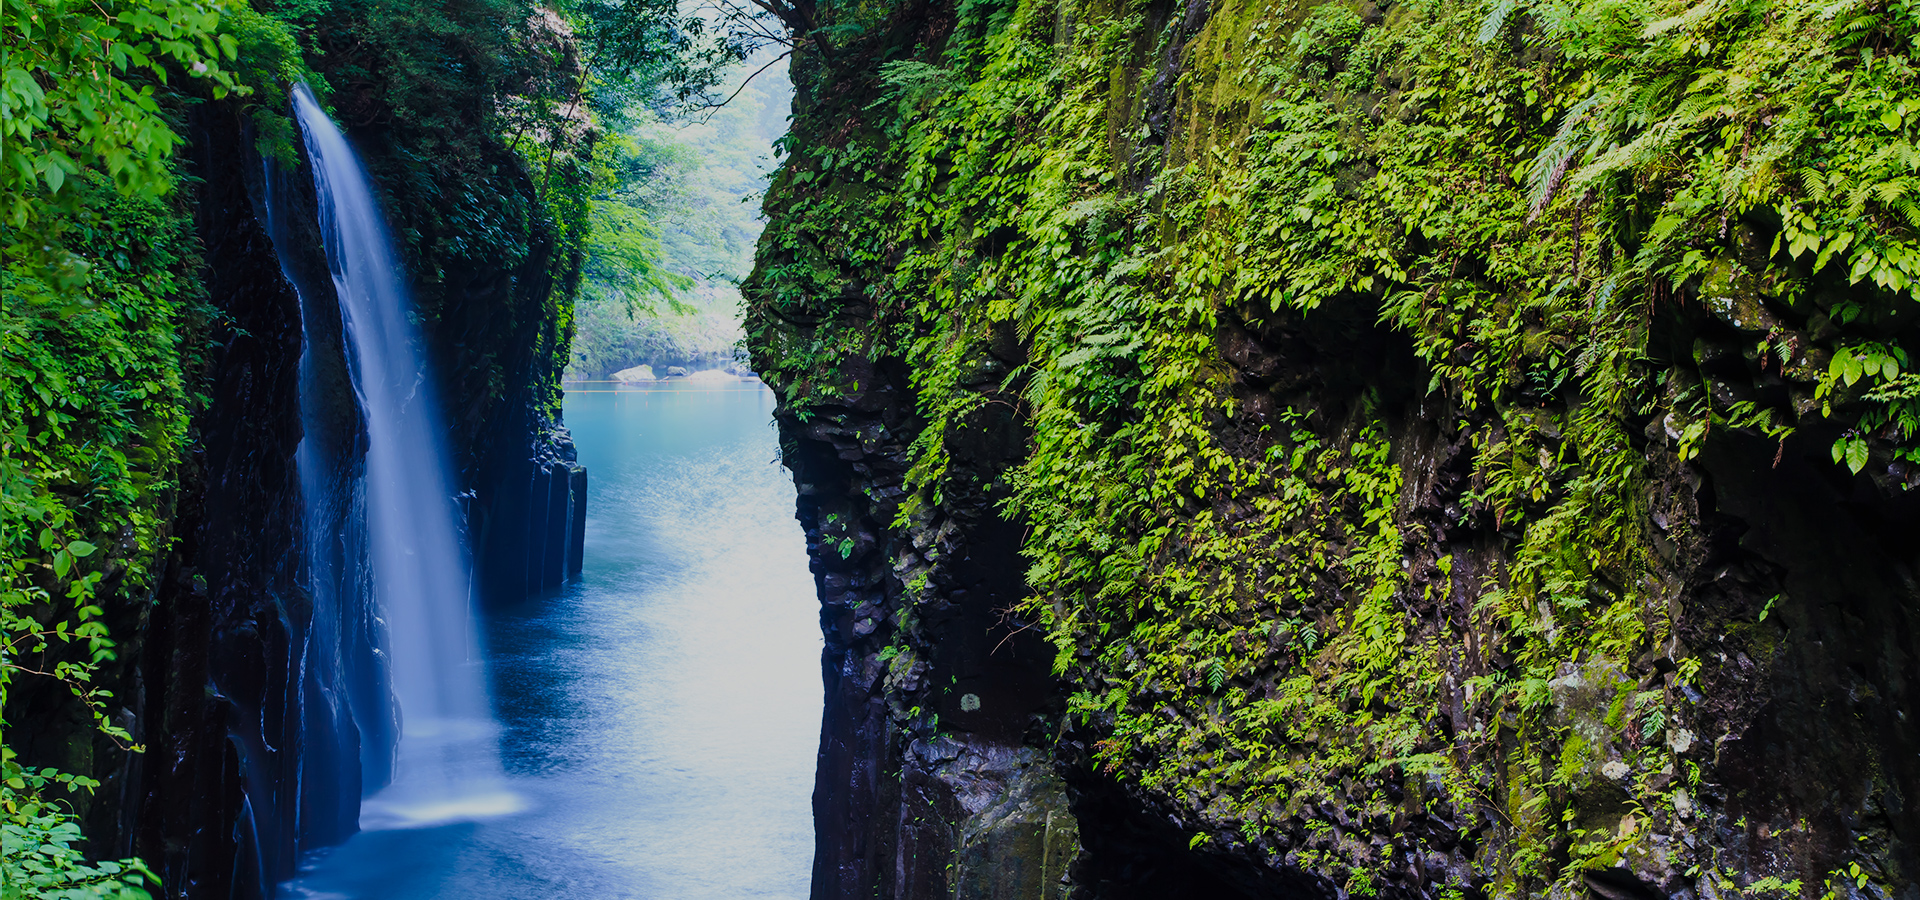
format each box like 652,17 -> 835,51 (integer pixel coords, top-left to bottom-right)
665,366 -> 689,377
612,364 -> 655,382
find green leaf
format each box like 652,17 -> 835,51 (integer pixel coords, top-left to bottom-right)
52,550 -> 72,578
66,541 -> 97,559
1845,438 -> 1869,474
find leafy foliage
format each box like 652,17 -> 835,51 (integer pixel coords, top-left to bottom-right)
2,3 -> 277,894
1,0 -> 242,286
2,754 -> 156,900
0,0 -> 276,771
0,179 -> 193,750
565,0 -> 752,118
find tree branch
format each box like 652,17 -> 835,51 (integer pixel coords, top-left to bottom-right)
691,49 -> 793,121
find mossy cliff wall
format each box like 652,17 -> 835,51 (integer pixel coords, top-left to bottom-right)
744,1 -> 1920,897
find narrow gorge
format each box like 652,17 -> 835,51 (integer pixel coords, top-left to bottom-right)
7,1 -> 1920,900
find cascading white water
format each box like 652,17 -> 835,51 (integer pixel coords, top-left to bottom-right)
291,84 -> 521,829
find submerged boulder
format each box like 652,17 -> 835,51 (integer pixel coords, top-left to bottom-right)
611,364 -> 655,382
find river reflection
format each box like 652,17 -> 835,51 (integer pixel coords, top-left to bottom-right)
288,378 -> 818,899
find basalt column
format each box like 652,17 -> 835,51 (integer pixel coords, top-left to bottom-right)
128,98 -> 326,899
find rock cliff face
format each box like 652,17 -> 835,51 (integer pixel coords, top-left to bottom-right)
768,339 -> 1075,897
746,1 -> 1920,897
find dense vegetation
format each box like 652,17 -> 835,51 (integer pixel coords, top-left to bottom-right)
12,0 -> 1919,893
747,0 -> 1920,895
4,1 -> 270,892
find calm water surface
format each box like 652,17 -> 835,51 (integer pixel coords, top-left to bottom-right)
290,379 -> 819,899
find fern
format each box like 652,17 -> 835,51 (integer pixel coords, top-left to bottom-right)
875,60 -> 958,114
1799,168 -> 1832,204
1477,0 -> 1521,44
1642,0 -> 1727,39
1528,93 -> 1606,220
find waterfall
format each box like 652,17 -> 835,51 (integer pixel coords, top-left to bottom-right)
289,83 -> 521,832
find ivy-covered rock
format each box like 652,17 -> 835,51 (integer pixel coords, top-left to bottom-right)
746,0 -> 1920,896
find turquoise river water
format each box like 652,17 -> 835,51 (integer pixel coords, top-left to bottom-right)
290,379 -> 818,898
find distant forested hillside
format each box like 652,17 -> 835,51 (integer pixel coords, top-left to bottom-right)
566,57 -> 791,379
